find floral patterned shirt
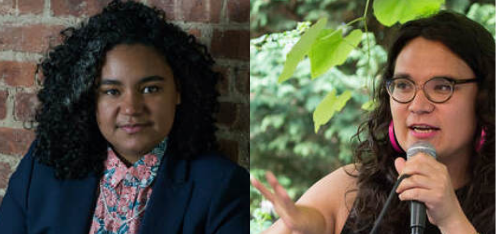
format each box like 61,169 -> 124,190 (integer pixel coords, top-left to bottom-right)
89,139 -> 167,234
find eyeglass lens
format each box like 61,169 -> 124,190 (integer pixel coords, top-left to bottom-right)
389,78 -> 453,103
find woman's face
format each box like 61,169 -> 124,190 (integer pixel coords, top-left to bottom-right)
390,37 -> 478,161
96,44 -> 180,160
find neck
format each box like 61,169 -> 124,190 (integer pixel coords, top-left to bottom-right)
114,150 -> 141,167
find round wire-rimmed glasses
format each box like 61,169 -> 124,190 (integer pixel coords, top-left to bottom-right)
386,76 -> 478,104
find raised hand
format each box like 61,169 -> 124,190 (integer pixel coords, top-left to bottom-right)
251,171 -> 326,234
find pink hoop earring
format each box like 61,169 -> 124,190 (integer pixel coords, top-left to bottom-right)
389,121 -> 404,153
475,128 -> 486,152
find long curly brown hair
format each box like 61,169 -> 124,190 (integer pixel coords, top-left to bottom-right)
34,0 -> 220,180
346,11 -> 495,233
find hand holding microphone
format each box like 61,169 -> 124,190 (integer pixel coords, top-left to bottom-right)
394,142 -> 470,232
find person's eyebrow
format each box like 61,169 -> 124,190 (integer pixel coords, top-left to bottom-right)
139,75 -> 165,84
99,79 -> 122,86
392,73 -> 411,79
98,76 -> 166,86
393,73 -> 461,80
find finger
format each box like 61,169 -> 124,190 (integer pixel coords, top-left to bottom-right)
250,175 -> 276,203
396,174 -> 434,193
394,157 -> 406,176
398,187 -> 446,210
266,171 -> 279,188
273,181 -> 294,208
266,172 -> 294,206
398,187 -> 432,203
402,154 -> 439,176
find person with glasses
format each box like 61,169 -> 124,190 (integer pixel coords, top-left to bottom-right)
252,11 -> 495,234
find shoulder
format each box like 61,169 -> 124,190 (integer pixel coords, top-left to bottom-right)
296,164 -> 358,233
12,141 -> 60,182
297,164 -> 358,202
187,153 -> 249,185
190,153 -> 242,170
0,141 -> 48,227
6,141 -> 45,184
185,154 -> 249,231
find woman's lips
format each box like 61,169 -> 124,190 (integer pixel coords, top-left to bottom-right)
409,124 -> 440,139
119,123 -> 151,134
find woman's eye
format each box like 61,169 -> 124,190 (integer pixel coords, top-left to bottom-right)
395,82 -> 411,91
434,84 -> 452,92
103,89 -> 120,96
396,83 -> 407,89
143,86 -> 160,94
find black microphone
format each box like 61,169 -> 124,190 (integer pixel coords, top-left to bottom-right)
406,142 -> 437,234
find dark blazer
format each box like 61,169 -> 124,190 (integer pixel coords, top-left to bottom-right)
0,142 -> 249,234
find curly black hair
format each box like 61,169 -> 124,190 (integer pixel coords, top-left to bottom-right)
346,11 -> 495,233
34,0 -> 220,180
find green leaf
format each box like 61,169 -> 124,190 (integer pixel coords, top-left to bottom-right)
313,89 -> 352,133
373,0 -> 445,27
361,99 -> 376,111
309,29 -> 363,78
278,17 -> 327,83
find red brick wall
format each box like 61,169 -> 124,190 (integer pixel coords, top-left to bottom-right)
0,0 -> 249,203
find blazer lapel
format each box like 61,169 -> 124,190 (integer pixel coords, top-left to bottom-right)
140,153 -> 193,234
55,175 -> 99,234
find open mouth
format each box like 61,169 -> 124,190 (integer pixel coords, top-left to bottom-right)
409,125 -> 440,133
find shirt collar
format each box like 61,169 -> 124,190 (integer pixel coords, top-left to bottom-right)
102,138 -> 168,188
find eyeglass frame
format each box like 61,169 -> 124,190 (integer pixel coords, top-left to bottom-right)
386,76 -> 478,104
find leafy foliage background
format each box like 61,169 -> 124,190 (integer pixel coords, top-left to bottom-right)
250,0 -> 495,232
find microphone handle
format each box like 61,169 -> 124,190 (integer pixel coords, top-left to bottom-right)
410,200 -> 426,234
411,227 -> 424,234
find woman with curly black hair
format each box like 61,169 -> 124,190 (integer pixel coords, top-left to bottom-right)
0,1 -> 249,233
252,11 -> 494,234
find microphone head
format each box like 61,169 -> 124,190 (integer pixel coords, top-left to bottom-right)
407,141 -> 437,159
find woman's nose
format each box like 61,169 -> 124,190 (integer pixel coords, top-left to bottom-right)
408,89 -> 434,114
121,92 -> 144,115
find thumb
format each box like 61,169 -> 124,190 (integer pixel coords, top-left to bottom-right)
394,157 -> 406,176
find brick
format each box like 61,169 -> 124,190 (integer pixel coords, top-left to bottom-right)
15,92 -> 38,122
228,0 -> 249,22
0,24 -> 64,53
235,67 -> 249,95
19,0 -> 44,14
51,0 -> 111,16
150,0 -> 175,20
217,102 -> 238,128
217,102 -> 248,131
219,138 -> 238,163
0,162 -> 12,190
211,30 -> 249,60
0,91 -> 8,120
180,0 -> 208,22
214,65 -> 229,96
0,0 -> 15,14
0,61 -> 37,87
0,128 -> 35,155
209,0 -> 222,22
234,103 -> 249,131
